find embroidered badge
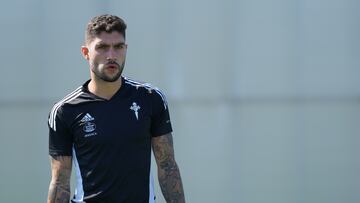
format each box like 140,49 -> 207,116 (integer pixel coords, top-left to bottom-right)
130,102 -> 141,120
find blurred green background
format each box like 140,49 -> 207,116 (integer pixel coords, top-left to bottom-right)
0,0 -> 359,202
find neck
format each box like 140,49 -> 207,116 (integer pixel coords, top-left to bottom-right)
88,77 -> 122,100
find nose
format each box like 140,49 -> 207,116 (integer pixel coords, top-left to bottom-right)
106,48 -> 116,60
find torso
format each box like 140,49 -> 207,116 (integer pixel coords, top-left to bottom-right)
48,76 -> 172,202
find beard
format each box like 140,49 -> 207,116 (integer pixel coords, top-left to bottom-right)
90,60 -> 125,82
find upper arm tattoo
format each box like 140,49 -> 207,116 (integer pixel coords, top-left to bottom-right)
48,155 -> 72,203
152,133 -> 185,202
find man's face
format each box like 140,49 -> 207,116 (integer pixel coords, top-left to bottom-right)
82,31 -> 127,82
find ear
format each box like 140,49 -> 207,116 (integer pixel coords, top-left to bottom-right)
81,46 -> 90,60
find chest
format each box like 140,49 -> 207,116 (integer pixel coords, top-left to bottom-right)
70,99 -> 152,148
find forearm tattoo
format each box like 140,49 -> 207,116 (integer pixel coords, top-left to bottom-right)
152,134 -> 185,203
48,156 -> 72,203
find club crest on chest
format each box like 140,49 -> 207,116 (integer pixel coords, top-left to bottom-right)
130,102 -> 141,120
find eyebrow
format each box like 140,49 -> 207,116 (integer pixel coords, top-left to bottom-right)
113,42 -> 126,46
96,42 -> 125,46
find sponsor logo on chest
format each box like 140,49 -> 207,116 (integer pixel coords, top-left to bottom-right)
81,113 -> 97,137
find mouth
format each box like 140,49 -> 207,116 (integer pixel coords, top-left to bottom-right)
107,64 -> 117,69
105,63 -> 119,70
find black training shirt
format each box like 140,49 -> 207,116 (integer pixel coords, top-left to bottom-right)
48,76 -> 172,203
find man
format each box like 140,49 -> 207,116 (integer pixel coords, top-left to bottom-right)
47,14 -> 185,203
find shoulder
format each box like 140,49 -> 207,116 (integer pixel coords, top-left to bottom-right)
50,85 -> 85,111
48,85 -> 84,129
123,76 -> 169,108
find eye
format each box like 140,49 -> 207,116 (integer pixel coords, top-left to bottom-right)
114,44 -> 125,49
96,44 -> 108,50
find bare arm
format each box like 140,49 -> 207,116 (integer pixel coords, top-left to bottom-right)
152,133 -> 185,203
47,155 -> 72,203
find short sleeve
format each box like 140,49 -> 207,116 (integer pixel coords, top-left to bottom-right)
150,89 -> 173,137
48,106 -> 73,157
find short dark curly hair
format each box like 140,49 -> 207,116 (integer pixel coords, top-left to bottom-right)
85,14 -> 127,44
